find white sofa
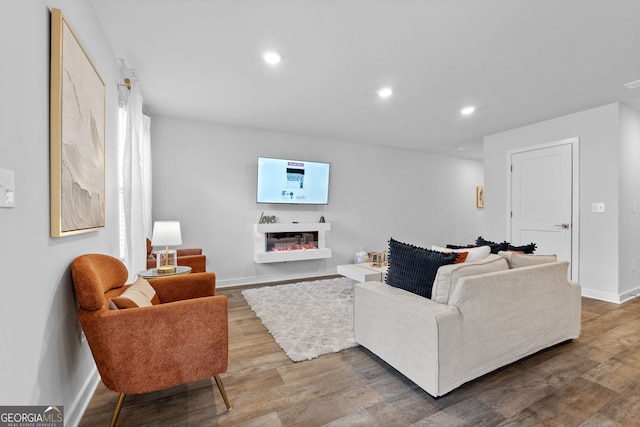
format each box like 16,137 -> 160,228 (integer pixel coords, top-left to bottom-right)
353,253 -> 581,397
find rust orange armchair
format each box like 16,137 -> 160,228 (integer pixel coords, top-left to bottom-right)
71,254 -> 230,426
146,238 -> 207,272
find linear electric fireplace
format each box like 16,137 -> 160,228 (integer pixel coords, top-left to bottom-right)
254,222 -> 332,263
266,231 -> 318,252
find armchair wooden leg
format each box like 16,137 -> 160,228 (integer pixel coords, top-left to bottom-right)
214,375 -> 232,412
110,393 -> 126,427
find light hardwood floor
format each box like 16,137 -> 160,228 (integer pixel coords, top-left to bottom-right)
79,280 -> 640,426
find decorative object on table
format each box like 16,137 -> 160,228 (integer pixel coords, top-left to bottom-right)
259,212 -> 277,224
368,251 -> 388,268
319,215 -> 325,223
354,247 -> 369,264
151,221 -> 182,274
0,168 -> 15,208
476,186 -> 484,208
145,238 -> 207,273
50,8 -> 106,237
371,252 -> 382,267
242,277 -> 358,362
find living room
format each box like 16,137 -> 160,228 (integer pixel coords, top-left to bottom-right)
2,1 -> 640,426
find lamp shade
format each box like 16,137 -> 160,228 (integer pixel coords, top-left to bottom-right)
151,221 -> 182,247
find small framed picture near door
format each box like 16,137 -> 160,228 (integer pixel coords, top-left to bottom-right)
476,186 -> 484,208
50,8 -> 106,237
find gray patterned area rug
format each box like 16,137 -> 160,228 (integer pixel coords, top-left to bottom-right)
242,277 -> 358,362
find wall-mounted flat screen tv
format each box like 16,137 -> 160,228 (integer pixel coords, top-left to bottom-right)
257,157 -> 330,205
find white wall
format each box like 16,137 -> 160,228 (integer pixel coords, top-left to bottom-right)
484,102 -> 640,302
618,103 -> 640,296
1,1 -> 119,425
151,116 -> 485,286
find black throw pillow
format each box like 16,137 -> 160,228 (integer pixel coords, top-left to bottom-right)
476,236 -> 509,254
507,243 -> 537,254
446,244 -> 476,249
385,238 -> 458,299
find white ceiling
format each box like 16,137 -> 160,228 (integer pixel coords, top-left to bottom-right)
90,0 -> 640,160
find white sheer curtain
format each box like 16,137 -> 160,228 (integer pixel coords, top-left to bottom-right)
118,83 -> 152,280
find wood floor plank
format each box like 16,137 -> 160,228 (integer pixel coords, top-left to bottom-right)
363,383 -> 441,424
474,368 -> 555,419
597,381 -> 640,425
78,286 -> 640,427
534,350 -> 600,389
577,413 -> 626,427
423,395 -> 506,426
498,377 -> 618,426
581,356 -> 640,393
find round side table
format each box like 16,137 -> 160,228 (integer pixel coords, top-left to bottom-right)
137,266 -> 192,278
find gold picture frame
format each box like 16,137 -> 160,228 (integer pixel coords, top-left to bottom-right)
476,186 -> 485,208
50,8 -> 106,237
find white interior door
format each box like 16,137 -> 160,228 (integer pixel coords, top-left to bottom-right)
510,143 -> 573,267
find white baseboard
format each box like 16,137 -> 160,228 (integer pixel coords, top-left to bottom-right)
618,286 -> 640,304
217,269 -> 338,288
581,286 -> 640,304
65,367 -> 100,427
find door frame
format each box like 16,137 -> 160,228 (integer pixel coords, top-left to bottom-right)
506,137 -> 580,280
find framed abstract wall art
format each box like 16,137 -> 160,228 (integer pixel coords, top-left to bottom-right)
50,8 -> 105,237
476,186 -> 484,208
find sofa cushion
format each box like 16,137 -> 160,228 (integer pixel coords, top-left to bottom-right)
432,245 -> 491,262
386,238 -> 458,299
109,277 -> 160,309
498,251 -> 557,269
431,254 -> 509,304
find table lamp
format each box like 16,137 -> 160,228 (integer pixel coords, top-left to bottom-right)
151,221 -> 182,274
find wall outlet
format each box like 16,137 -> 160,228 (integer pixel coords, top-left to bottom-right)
633,260 -> 637,272
592,202 -> 605,213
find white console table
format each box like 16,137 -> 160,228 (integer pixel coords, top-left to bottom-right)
337,263 -> 388,282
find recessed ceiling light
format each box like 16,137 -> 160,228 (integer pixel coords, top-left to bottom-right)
262,50 -> 282,65
461,106 -> 476,115
624,79 -> 640,90
377,87 -> 393,98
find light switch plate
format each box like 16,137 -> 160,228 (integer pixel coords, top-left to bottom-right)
0,168 -> 15,208
592,202 -> 605,213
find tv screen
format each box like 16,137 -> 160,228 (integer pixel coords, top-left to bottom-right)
257,157 -> 330,205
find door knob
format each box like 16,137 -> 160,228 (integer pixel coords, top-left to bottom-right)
554,223 -> 570,229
